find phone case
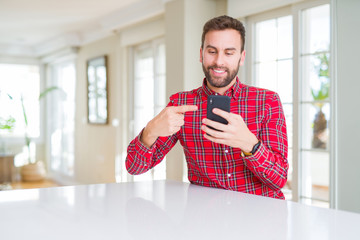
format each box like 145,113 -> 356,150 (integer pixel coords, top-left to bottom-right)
206,95 -> 231,127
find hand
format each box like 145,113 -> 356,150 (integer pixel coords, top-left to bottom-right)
201,108 -> 258,152
141,105 -> 198,147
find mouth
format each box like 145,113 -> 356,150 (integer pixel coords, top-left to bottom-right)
210,67 -> 227,76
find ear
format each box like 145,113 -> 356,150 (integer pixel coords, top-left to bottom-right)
239,50 -> 246,66
199,47 -> 203,63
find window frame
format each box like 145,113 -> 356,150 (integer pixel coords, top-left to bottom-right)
246,0 -> 332,207
44,53 -> 77,185
125,37 -> 166,182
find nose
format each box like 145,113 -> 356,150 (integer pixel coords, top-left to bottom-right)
214,52 -> 225,67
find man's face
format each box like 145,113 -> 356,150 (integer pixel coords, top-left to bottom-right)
200,29 -> 245,88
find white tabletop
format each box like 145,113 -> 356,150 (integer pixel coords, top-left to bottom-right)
0,180 -> 359,240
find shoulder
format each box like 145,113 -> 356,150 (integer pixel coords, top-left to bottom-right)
241,84 -> 280,101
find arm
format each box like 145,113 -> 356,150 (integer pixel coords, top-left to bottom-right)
126,103 -> 198,175
201,93 -> 288,191
242,93 -> 288,190
126,129 -> 179,175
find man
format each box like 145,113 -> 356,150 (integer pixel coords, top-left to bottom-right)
126,15 -> 288,199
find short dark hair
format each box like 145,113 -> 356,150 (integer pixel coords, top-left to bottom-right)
201,15 -> 246,52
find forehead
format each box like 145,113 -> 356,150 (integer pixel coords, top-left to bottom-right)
204,29 -> 241,50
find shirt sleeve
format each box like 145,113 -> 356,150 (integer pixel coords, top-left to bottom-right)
125,100 -> 179,175
243,92 -> 289,191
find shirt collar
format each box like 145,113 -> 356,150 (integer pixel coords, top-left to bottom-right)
200,76 -> 242,100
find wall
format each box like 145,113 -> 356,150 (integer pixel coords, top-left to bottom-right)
74,35 -> 120,184
333,0 -> 360,213
164,0 -> 226,181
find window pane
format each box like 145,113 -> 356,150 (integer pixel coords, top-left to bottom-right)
301,103 -> 330,150
277,60 -> 293,103
156,44 -> 166,75
255,19 -> 277,62
49,63 -> 76,176
0,64 -> 40,138
302,4 -> 330,54
301,151 -> 329,202
277,16 -> 293,59
284,148 -> 293,195
256,62 -> 277,91
301,54 -> 330,102
131,40 -> 166,182
283,103 -> 293,148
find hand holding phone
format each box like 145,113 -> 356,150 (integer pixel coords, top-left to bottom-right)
206,95 -> 230,131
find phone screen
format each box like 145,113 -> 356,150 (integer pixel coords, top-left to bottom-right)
206,95 -> 230,130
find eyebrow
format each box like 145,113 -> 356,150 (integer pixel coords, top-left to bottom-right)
205,45 -> 237,51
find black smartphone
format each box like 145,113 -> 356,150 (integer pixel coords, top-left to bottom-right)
206,95 -> 231,131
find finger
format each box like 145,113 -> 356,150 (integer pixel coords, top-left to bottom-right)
212,108 -> 232,122
173,105 -> 198,113
203,132 -> 227,145
202,118 -> 227,132
201,124 -> 225,139
173,119 -> 185,127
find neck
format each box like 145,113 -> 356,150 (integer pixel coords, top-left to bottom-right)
207,77 -> 237,95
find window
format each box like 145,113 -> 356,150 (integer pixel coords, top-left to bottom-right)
253,15 -> 294,200
299,4 -> 330,208
249,2 -> 330,207
128,38 -> 166,182
0,64 -> 40,139
47,61 -> 76,177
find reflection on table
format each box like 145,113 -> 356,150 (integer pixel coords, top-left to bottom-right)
0,180 -> 359,240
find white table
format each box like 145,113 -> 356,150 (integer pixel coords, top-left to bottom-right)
0,180 -> 359,240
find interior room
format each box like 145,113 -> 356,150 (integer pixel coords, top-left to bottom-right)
0,0 -> 359,216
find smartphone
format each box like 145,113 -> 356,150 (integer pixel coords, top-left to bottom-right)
206,95 -> 231,131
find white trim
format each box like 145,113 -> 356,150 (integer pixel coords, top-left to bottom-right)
292,5 -> 300,202
329,0 -> 338,209
40,47 -> 79,64
0,44 -> 35,57
34,33 -> 81,57
100,0 -> 164,32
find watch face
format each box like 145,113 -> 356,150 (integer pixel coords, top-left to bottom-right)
251,141 -> 261,154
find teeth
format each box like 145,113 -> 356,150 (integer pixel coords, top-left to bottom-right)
213,69 -> 225,73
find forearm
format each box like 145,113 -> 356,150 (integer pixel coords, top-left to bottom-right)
243,142 -> 288,191
140,124 -> 158,148
126,129 -> 179,175
126,131 -> 156,175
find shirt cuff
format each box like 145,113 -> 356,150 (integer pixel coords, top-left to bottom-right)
242,142 -> 268,168
134,128 -> 157,159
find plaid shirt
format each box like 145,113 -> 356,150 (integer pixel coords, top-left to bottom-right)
126,78 -> 288,199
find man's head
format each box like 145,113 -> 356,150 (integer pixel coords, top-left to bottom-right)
200,15 -> 246,90
201,15 -> 246,53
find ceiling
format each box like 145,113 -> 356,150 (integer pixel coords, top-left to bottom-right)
0,0 -> 165,57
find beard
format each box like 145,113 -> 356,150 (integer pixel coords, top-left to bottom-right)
202,60 -> 240,88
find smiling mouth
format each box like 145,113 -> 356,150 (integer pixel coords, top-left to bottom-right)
210,68 -> 227,76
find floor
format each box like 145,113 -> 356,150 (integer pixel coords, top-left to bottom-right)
10,179 -> 60,190
0,179 -> 60,191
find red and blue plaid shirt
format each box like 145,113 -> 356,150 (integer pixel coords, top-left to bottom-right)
126,78 -> 288,199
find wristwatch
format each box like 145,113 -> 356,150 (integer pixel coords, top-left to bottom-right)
241,140 -> 261,157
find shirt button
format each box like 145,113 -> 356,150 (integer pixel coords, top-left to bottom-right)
227,174 -> 231,178
148,151 -> 152,154
224,149 -> 229,153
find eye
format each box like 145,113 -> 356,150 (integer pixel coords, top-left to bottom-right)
225,52 -> 234,56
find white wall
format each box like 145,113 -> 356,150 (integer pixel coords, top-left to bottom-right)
333,0 -> 360,213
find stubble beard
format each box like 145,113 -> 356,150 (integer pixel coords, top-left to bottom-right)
202,60 -> 241,88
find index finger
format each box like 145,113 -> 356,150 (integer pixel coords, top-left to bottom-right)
174,105 -> 198,113
212,108 -> 232,121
